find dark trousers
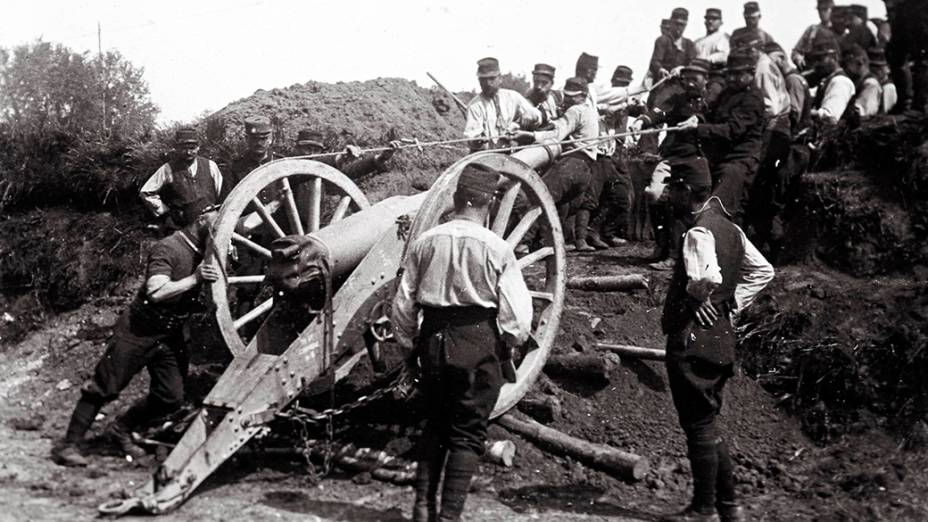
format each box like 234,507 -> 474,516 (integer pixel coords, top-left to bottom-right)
70,312 -> 188,440
665,317 -> 737,511
595,154 -> 633,240
750,128 -> 792,245
711,159 -> 757,226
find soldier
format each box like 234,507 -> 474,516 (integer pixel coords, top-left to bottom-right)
730,2 -> 777,50
841,4 -> 877,53
659,167 -> 773,522
463,57 -> 541,151
51,207 -> 221,467
139,128 -> 223,232
633,59 -> 712,270
868,48 -> 897,113
695,8 -> 731,106
767,44 -> 813,135
689,51 -> 766,226
222,115 -> 280,200
525,63 -> 563,127
842,45 -> 884,122
649,8 -> 697,82
392,162 -> 533,522
293,128 -> 399,179
808,41 -> 857,125
792,0 -> 842,71
514,77 -> 605,252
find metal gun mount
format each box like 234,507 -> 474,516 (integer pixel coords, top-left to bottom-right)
99,144 -> 568,515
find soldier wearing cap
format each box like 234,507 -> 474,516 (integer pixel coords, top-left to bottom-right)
658,159 -> 773,522
792,0 -> 842,70
52,207 -> 223,467
393,161 -> 532,522
140,127 -> 224,231
730,2 -> 777,50
695,9 -> 731,69
841,5 -> 878,53
650,8 -> 697,82
293,128 -> 400,180
868,48 -> 897,113
514,77 -> 607,252
842,45 -> 884,122
633,59 -> 712,270
886,0 -> 928,112
463,57 -> 542,151
222,115 -> 281,199
809,41 -> 857,124
525,63 -> 563,127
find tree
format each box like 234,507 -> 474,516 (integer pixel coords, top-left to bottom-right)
0,39 -> 157,140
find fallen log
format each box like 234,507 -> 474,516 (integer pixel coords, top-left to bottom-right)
497,413 -> 649,481
566,274 -> 648,292
544,352 -> 617,381
595,342 -> 666,361
517,394 -> 563,423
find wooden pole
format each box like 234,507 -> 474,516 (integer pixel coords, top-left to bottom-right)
497,413 -> 649,481
566,274 -> 649,292
544,353 -> 617,381
596,342 -> 666,361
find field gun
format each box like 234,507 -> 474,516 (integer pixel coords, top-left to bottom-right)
99,144 -> 569,515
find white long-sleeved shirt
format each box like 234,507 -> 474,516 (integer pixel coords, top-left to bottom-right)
139,159 -> 223,217
882,82 -> 897,114
464,89 -> 542,148
816,72 -> 856,125
391,219 -> 534,349
681,200 -> 775,313
694,31 -> 731,65
755,53 -> 792,122
533,101 -> 600,160
586,84 -> 635,157
854,77 -> 883,119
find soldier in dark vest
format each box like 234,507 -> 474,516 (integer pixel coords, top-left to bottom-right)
659,167 -> 773,522
808,41 -> 857,126
140,128 -> 223,232
51,208 -> 222,467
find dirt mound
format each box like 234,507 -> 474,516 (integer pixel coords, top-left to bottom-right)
204,78 -> 466,201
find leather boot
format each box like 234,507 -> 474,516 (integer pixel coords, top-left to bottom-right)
573,210 -> 597,252
686,440 -> 719,515
716,501 -> 745,522
715,440 -> 743,522
659,505 -> 720,522
587,230 -> 610,249
438,450 -> 479,521
412,445 -> 446,522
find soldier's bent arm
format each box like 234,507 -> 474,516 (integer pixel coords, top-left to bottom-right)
145,273 -> 201,303
495,248 -> 533,347
681,227 -> 723,302
696,94 -> 764,144
390,245 -> 423,349
734,231 -> 774,313
139,164 -> 172,217
513,91 -> 543,130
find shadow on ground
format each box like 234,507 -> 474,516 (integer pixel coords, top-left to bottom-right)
263,490 -> 407,521
498,484 -> 659,521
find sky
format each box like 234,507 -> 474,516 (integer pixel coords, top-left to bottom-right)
0,0 -> 888,125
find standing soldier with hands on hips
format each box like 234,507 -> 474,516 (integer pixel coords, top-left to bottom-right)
392,162 -> 533,522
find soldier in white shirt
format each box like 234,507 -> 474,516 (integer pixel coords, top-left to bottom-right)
463,57 -> 541,151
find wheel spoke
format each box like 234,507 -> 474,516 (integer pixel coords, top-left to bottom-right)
251,197 -> 286,239
228,275 -> 265,285
280,178 -> 304,236
506,207 -> 542,246
517,247 -> 554,270
303,177 -> 323,233
529,291 -> 554,302
232,232 -> 272,259
329,196 -> 352,225
492,181 -> 521,236
233,298 -> 274,330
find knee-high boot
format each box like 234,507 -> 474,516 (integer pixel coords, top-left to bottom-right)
574,210 -> 596,252
413,444 -> 446,522
687,440 -> 719,513
438,450 -> 479,522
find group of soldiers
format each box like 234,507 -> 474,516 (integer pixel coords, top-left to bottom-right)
462,0 -> 923,270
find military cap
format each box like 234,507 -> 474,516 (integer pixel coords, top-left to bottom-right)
848,4 -> 867,20
244,116 -> 272,136
705,8 -> 723,19
532,63 -> 556,78
816,0 -> 834,8
726,51 -> 757,72
562,77 -> 590,96
174,127 -> 198,144
296,129 -> 325,148
477,57 -> 500,78
576,52 -> 599,71
671,7 -> 689,22
457,162 -> 500,195
808,40 -> 840,57
611,65 -> 634,83
743,1 -> 761,15
832,5 -> 849,20
763,41 -> 785,54
867,47 -> 888,66
661,18 -> 672,29
681,59 -> 711,76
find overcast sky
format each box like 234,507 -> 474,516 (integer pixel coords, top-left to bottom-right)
1,0 -> 888,124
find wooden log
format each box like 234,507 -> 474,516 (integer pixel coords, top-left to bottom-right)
544,352 -> 617,381
497,413 -> 649,481
517,395 -> 563,423
596,342 -> 666,361
566,274 -> 648,292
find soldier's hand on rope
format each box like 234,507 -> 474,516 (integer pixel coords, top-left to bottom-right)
629,119 -> 645,138
196,263 -> 221,283
679,115 -> 699,130
376,140 -> 402,164
510,130 -> 535,143
345,144 -> 363,159
693,300 -> 719,328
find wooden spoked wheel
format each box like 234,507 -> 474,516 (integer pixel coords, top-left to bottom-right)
209,159 -> 370,356
402,152 -> 567,419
